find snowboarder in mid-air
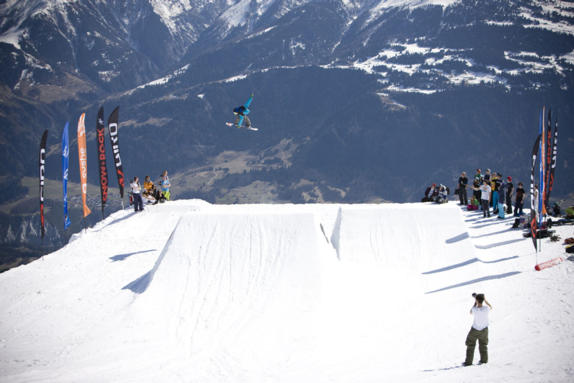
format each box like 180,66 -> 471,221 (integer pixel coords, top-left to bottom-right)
226,93 -> 258,131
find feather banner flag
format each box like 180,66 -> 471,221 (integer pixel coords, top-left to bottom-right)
547,118 -> 558,207
96,107 -> 109,217
39,129 -> 48,238
77,113 -> 91,218
543,108 -> 552,208
62,122 -> 71,229
529,110 -> 542,252
538,107 -> 545,225
107,106 -> 124,200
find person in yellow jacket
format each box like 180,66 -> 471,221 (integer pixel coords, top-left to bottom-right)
142,175 -> 155,203
143,176 -> 154,195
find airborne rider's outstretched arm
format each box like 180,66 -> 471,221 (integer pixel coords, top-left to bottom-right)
244,93 -> 254,110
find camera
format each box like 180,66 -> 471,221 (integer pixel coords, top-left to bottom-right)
472,293 -> 485,301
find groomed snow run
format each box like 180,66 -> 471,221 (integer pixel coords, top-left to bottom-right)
1,200 -> 573,382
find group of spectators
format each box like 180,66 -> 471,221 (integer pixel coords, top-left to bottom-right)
422,184 -> 450,204
129,170 -> 171,212
456,168 -> 526,218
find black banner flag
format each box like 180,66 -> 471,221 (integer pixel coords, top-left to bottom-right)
96,107 -> 109,216
107,106 -> 124,200
547,119 -> 558,204
529,134 -> 541,251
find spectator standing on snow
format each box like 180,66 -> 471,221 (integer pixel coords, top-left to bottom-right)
484,168 -> 491,183
505,176 -> 514,214
463,293 -> 492,366
514,182 -> 525,216
473,169 -> 483,203
478,180 -> 491,217
474,169 -> 483,184
497,176 -> 506,219
457,171 -> 468,205
130,176 -> 144,212
491,172 -> 501,213
160,170 -> 171,201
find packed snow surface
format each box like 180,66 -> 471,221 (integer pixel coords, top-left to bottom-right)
1,200 -> 573,382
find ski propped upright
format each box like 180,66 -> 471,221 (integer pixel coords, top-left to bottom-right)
226,122 -> 258,131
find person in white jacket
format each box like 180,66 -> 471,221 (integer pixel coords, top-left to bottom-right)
130,176 -> 144,212
463,293 -> 492,366
474,180 -> 492,217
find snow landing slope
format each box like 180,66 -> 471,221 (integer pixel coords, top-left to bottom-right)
0,200 -> 573,382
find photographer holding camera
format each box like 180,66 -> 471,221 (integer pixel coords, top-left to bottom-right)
463,293 -> 492,366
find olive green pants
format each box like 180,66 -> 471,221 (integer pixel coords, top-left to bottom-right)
465,327 -> 488,365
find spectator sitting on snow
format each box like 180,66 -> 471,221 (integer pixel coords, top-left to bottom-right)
142,176 -> 155,201
143,176 -> 154,194
143,175 -> 165,204
467,195 -> 480,211
422,184 -> 436,202
436,184 -> 448,204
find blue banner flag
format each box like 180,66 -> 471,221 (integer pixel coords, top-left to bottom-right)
538,108 -> 544,227
62,122 -> 71,229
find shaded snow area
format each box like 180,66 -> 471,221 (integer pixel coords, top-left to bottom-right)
1,200 -> 573,382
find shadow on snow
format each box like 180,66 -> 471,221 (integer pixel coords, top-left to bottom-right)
109,249 -> 157,262
422,255 -> 519,275
425,271 -> 521,294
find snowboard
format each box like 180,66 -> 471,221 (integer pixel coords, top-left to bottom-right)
226,122 -> 258,131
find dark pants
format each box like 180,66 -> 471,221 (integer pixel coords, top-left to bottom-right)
505,194 -> 513,213
514,201 -> 524,216
459,187 -> 468,205
473,189 -> 481,202
481,199 -> 490,217
133,193 -> 144,212
465,327 -> 488,365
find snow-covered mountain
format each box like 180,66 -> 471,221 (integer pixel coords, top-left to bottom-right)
1,200 -> 573,382
0,0 -> 573,266
2,0 -> 572,93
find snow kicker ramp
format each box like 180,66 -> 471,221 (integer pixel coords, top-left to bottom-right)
332,203 -> 475,269
129,210 -> 330,381
124,204 -> 476,381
